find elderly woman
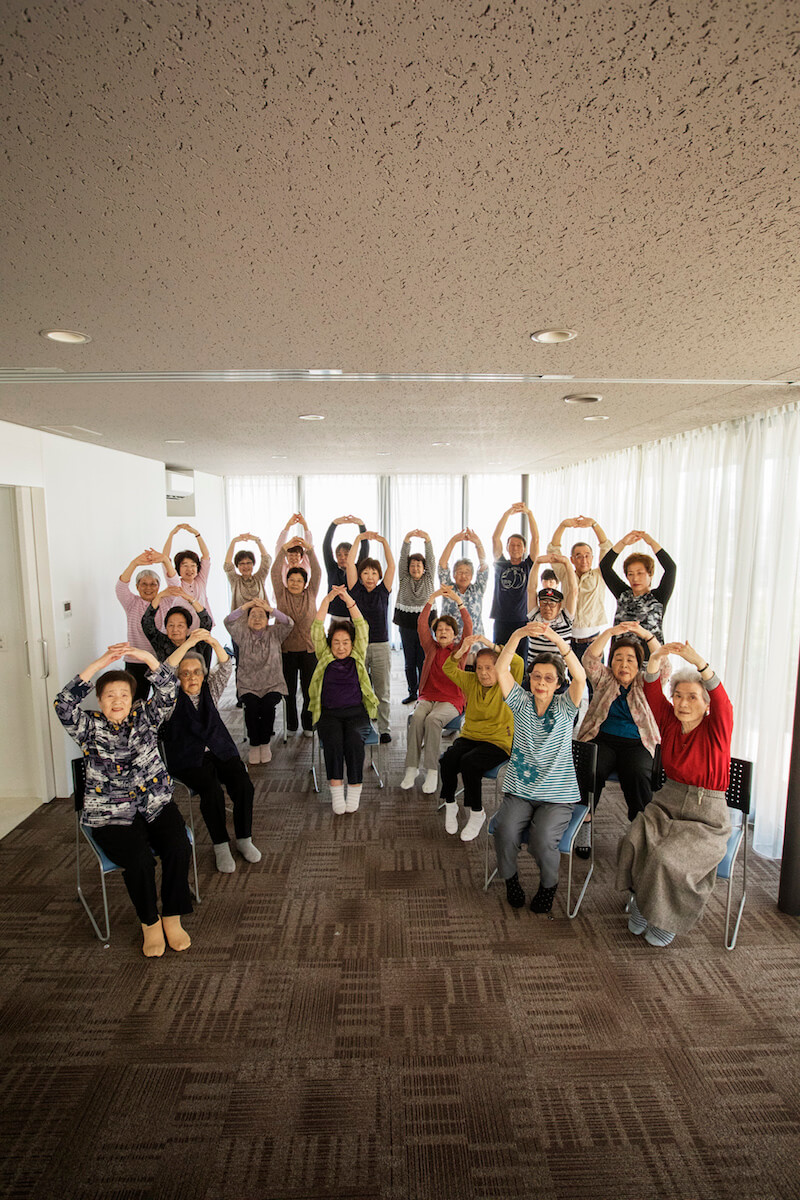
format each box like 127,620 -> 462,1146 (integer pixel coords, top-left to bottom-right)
55,638 -> 198,957
617,641 -> 733,947
400,585 -> 472,794
393,529 -> 436,704
224,597 -> 294,765
163,523 -> 214,623
116,550 -> 166,699
491,623 -> 586,914
440,633 -> 525,841
142,590 -> 213,667
346,530 -> 396,742
271,537 -> 322,734
160,632 -> 260,874
309,586 -> 379,815
323,515 -> 369,617
438,528 -> 489,636
574,622 -> 667,857
599,529 -> 676,647
223,532 -> 271,606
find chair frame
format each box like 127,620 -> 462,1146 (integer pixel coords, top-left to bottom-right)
73,758 -> 200,947
312,723 -> 384,797
719,757 -> 752,951
484,740 -> 598,919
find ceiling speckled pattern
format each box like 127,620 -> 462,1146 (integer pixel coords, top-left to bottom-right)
1,0 -> 798,474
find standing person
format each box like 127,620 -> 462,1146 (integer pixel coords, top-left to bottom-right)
617,641 -> 733,947
142,588 -> 213,667
600,529 -> 677,648
223,532 -> 271,607
55,640 -> 195,958
491,623 -> 586,914
310,586 -> 379,815
440,634 -> 525,840
546,516 -> 612,666
393,529 -> 435,705
438,528 -> 489,636
271,537 -> 322,735
163,523 -> 214,623
116,549 -> 167,700
323,515 -> 369,618
346,529 -> 396,743
491,501 -> 539,668
275,513 -> 313,583
224,598 -> 294,764
160,632 -> 261,875
400,585 -> 473,794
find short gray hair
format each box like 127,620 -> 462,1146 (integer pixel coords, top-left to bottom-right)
669,669 -> 710,707
178,650 -> 208,676
135,569 -> 159,585
453,557 -> 474,575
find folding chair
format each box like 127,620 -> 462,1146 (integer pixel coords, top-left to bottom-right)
484,740 -> 598,918
313,721 -> 384,796
718,757 -> 752,950
73,758 -> 199,946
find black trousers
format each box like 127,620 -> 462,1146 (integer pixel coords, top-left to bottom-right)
241,691 -> 282,745
173,752 -> 254,845
282,650 -> 316,731
92,803 -> 193,926
126,660 -> 151,702
398,626 -> 425,696
493,620 -> 528,669
317,704 -> 371,782
588,732 -> 654,821
439,737 -> 509,811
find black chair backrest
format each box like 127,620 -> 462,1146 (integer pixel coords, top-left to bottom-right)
725,757 -> 753,816
71,758 -> 87,813
651,743 -> 667,790
571,739 -> 598,799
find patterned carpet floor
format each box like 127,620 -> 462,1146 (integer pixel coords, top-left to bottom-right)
1,653 -> 799,1200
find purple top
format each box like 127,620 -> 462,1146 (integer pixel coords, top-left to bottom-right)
321,657 -> 362,710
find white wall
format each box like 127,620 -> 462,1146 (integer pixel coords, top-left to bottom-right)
0,420 -> 227,793
0,487 -> 38,796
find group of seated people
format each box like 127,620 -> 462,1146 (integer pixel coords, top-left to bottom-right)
57,505 -> 732,958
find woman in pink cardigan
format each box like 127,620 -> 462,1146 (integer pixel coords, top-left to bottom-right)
400,584 -> 472,794
575,620 -> 668,854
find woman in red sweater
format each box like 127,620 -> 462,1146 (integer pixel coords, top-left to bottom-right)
400,585 -> 472,794
617,640 -> 733,946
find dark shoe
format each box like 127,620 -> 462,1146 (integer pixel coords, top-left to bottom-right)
530,883 -> 558,914
575,846 -> 592,860
379,732 -> 392,744
505,874 -> 526,909
401,694 -> 417,705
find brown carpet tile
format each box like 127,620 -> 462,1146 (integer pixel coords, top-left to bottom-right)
1,654 -> 799,1200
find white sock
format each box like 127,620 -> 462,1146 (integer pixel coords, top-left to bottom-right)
422,768 -> 439,794
345,783 -> 362,812
460,809 -> 486,842
444,802 -> 459,835
213,842 -> 236,873
235,837 -> 262,863
400,766 -> 417,790
330,784 -> 346,814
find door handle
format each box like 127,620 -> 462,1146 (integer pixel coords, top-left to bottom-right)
24,640 -> 32,677
41,638 -> 49,679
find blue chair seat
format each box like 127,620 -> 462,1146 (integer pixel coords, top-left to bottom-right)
716,824 -> 743,881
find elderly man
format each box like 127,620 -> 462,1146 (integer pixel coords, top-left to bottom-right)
546,515 -> 612,666
438,527 -> 489,635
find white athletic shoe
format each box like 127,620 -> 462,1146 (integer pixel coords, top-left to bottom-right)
444,802 -> 459,835
460,809 -> 486,842
400,767 -> 417,790
421,769 -> 439,794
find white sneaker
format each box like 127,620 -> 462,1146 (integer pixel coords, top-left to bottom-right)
302,729 -> 314,738
444,802 -> 459,835
260,743 -> 272,763
422,769 -> 439,794
400,767 -> 417,790
460,809 -> 486,842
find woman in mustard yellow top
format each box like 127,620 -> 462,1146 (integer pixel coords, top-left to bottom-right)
440,634 -> 524,842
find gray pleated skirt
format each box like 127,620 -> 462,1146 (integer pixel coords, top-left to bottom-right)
616,777 -> 731,935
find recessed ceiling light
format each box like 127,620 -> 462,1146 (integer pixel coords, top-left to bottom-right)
530,329 -> 577,344
307,368 -> 343,376
40,329 -> 92,344
563,394 -> 602,404
299,414 -> 325,421
271,454 -> 287,459
165,439 -> 186,444
376,452 -> 390,456
431,441 -> 451,447
583,415 -> 609,421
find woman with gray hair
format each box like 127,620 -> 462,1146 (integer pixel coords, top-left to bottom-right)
617,640 -> 733,946
116,549 -> 167,699
159,631 -> 260,874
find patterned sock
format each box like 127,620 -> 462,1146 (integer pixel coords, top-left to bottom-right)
345,784 -> 362,812
627,892 -> 648,935
505,873 -> 526,909
644,923 -> 676,947
235,837 -> 262,864
213,842 -> 236,873
530,882 -> 558,913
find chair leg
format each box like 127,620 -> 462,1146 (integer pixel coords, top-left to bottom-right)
281,698 -> 288,744
370,744 -> 384,788
724,834 -> 747,951
76,822 -> 111,945
565,807 -> 594,919
184,790 -> 201,905
310,731 -> 319,793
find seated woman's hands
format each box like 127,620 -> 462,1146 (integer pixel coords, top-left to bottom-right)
244,597 -> 272,615
328,584 -> 355,608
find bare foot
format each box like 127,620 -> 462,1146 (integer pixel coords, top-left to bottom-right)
162,915 -> 191,952
142,919 -> 165,958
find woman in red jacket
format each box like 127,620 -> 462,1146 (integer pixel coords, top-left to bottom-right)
400,584 -> 472,794
617,640 -> 733,946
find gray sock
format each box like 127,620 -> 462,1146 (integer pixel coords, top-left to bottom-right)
235,837 -> 262,864
213,842 -> 236,873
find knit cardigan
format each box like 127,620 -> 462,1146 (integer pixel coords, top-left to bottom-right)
308,616 -> 379,724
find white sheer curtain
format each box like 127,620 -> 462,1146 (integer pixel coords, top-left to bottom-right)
225,475 -> 299,556
528,402 -> 800,859
467,473 -> 525,633
302,475 -> 381,549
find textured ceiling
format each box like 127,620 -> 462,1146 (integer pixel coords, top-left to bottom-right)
1,0 -> 798,475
